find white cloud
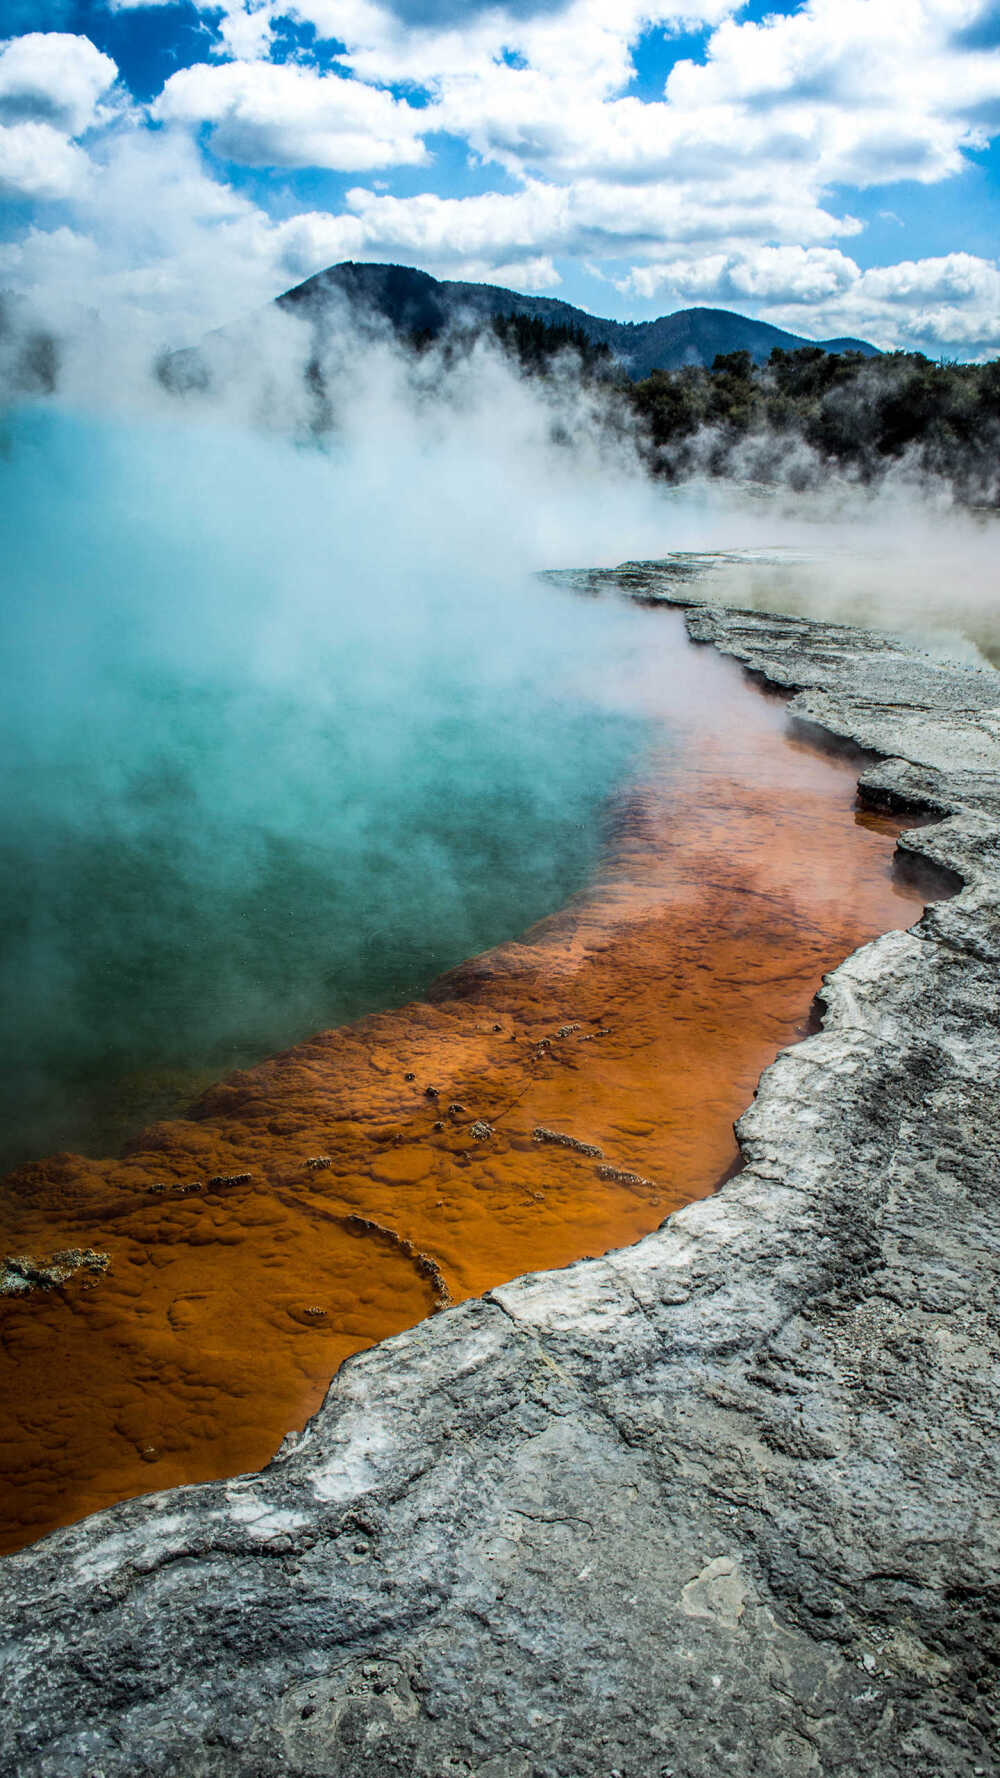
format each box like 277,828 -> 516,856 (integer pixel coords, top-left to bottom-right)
754,252 -> 1000,355
0,32 -> 119,200
96,0 -> 1000,214
402,0 -> 1000,200
0,31 -> 118,135
0,119 -> 91,200
842,254 -> 1000,352
6,116 -> 996,360
328,178 -> 859,276
2,2 -> 1000,357
284,0 -> 733,91
624,246 -> 861,306
155,58 -> 431,169
859,250 -> 1000,305
206,0 -> 999,360
663,0 -> 1000,186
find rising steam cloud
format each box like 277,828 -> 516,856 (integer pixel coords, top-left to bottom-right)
0,308 -> 681,1172
0,272 -> 997,1170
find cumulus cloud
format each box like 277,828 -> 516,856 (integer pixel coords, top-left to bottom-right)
325,179 -> 860,279
273,0 -> 731,90
662,0 -> 1000,187
0,31 -> 119,200
2,2 -> 999,357
624,246 -> 862,306
410,0 -> 1000,198
860,251 -> 1000,306
0,32 -> 117,134
0,121 -> 91,201
196,0 -> 997,357
155,58 -> 431,170
764,252 -> 1000,353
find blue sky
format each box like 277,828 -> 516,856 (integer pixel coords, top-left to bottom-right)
1,0 -> 998,354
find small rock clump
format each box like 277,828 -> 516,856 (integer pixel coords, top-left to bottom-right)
1,1249 -> 110,1296
533,1126 -> 604,1158
597,1163 -> 658,1189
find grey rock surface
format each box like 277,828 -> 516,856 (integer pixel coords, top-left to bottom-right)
2,579 -> 999,1778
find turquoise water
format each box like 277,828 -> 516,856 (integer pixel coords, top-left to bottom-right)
0,406 -> 659,1170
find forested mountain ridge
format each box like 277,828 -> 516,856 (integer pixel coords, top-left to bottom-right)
277,260 -> 881,376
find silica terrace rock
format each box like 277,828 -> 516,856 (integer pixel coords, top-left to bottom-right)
2,581 -> 998,1777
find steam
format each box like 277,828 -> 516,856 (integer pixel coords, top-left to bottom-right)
0,334 -> 678,1172
1,288 -> 997,1170
617,489 -> 1000,668
8,280 -> 996,657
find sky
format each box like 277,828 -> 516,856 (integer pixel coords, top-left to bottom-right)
0,0 -> 998,356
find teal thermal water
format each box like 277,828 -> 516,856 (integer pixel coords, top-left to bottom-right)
0,406 -> 658,1172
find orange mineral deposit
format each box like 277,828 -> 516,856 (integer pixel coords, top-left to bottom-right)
0,613 -> 936,1554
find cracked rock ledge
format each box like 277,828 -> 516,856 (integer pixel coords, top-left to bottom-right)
2,579 -> 999,1778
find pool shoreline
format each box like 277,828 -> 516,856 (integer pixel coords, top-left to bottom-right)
0,591 -> 939,1555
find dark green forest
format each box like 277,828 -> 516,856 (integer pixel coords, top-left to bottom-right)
408,310 -> 612,374
627,344 -> 1000,502
473,312 -> 1000,504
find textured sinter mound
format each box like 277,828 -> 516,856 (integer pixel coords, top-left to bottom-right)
0,610 -> 926,1553
2,592 -> 999,1778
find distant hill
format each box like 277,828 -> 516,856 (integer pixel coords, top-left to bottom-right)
277,261 -> 881,376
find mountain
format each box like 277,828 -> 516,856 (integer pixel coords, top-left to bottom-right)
277,261 -> 881,376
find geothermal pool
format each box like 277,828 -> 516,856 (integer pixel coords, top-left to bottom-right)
0,406 -> 649,1171
0,407 -> 933,1554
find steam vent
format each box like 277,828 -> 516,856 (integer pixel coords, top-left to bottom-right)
2,581 -> 1000,1776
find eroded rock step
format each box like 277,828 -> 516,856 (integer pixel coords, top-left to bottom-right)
2,586 -> 998,1777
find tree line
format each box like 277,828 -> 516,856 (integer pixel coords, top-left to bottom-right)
627,345 -> 1000,502
473,310 -> 1000,504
